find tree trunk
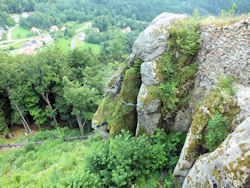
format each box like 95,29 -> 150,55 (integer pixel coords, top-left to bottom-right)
68,119 -> 73,128
41,92 -> 58,126
76,114 -> 84,136
7,86 -> 32,134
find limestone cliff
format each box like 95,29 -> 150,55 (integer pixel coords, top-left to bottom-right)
92,13 -> 250,186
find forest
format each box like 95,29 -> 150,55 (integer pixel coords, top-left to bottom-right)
0,0 -> 249,29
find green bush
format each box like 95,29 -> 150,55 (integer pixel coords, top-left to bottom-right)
204,113 -> 230,151
83,129 -> 186,187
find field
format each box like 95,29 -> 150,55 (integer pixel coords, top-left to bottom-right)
11,26 -> 35,40
75,40 -> 100,54
0,40 -> 28,51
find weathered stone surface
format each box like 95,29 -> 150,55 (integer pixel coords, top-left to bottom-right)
197,17 -> 250,89
174,108 -> 192,133
132,12 -> 188,62
174,77 -> 205,133
136,84 -> 162,136
92,95 -> 118,137
183,117 -> 250,188
232,84 -> 250,129
105,65 -> 126,94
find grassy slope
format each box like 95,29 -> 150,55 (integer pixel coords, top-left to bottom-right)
0,128 -> 93,187
0,140 -> 88,187
75,40 -> 100,54
11,26 -> 36,40
0,40 -> 28,51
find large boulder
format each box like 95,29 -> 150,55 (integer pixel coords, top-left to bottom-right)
183,117 -> 250,188
131,12 -> 188,62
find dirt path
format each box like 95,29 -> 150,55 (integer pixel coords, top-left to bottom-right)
7,24 -> 18,41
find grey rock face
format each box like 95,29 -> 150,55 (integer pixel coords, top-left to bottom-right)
140,60 -> 163,86
105,66 -> 126,94
182,117 -> 250,188
136,83 -> 162,136
132,12 -> 188,62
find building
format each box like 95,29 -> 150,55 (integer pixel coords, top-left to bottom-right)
93,27 -> 100,33
22,12 -> 29,18
50,25 -> 59,32
19,48 -> 35,55
78,33 -> 86,40
61,26 -> 66,32
122,26 -> 131,33
11,15 -> 20,23
31,27 -> 41,34
43,34 -> 53,43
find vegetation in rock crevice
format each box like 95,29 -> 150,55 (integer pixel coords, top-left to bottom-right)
157,19 -> 201,123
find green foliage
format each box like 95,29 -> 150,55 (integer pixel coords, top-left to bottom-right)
204,113 -> 230,151
220,3 -> 238,16
17,127 -> 80,142
150,129 -> 187,170
83,129 -> 186,187
158,20 -> 200,115
84,130 -> 167,187
0,135 -> 88,187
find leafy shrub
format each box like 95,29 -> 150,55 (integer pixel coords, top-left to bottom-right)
83,129 -> 186,187
204,113 -> 230,151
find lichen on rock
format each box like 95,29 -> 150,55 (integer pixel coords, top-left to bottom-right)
174,78 -> 241,178
182,117 -> 250,188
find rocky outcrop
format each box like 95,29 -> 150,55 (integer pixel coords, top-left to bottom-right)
182,117 -> 250,188
131,12 -> 188,62
92,13 -> 250,187
134,13 -> 190,136
174,83 -> 250,183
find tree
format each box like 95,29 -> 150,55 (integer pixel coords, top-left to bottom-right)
63,77 -> 99,135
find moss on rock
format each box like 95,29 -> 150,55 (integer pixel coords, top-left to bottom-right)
109,101 -> 137,136
108,57 -> 142,136
92,94 -> 118,127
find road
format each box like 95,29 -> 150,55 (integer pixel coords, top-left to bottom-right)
70,33 -> 85,50
0,24 -> 32,48
70,22 -> 91,50
0,38 -> 31,48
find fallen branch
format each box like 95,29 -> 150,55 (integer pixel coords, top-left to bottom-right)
0,135 -> 88,149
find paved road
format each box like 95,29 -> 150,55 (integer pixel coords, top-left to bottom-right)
70,22 -> 91,50
70,33 -> 85,50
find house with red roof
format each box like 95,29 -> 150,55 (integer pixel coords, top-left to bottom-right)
31,27 -> 41,34
122,26 -> 131,33
50,25 -> 59,32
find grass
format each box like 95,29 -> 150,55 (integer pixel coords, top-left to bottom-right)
75,40 -> 100,54
54,37 -> 72,51
0,128 -> 97,187
11,26 -> 36,40
0,40 -> 28,51
201,13 -> 250,26
64,21 -> 89,33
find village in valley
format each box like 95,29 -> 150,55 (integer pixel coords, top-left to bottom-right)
0,12 -> 133,55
